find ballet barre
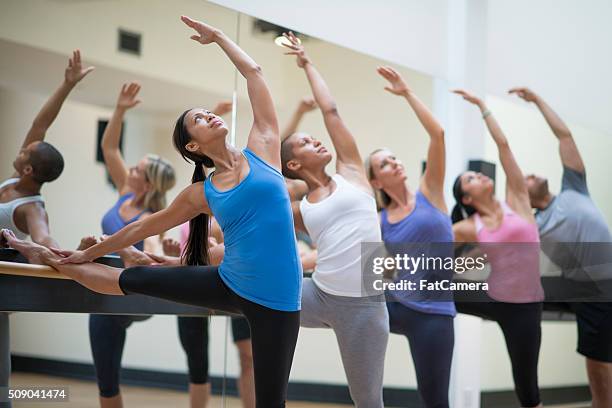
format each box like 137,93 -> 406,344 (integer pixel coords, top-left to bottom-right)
2,248 -> 603,319
0,249 -> 217,316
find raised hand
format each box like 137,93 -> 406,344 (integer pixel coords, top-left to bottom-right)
212,100 -> 233,117
377,66 -> 411,97
509,87 -> 539,103
452,89 -> 484,107
116,82 -> 142,111
282,32 -> 310,68
64,49 -> 95,86
298,96 -> 317,113
181,15 -> 220,45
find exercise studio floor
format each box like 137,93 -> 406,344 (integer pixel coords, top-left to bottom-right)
10,373 -> 339,408
10,373 -> 590,408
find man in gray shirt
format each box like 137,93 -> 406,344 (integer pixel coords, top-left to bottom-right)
512,87 -> 612,408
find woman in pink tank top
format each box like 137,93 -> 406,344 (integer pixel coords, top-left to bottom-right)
451,90 -> 544,408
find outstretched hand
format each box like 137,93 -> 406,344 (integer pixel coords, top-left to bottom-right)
282,32 -> 310,68
508,87 -> 539,103
452,89 -> 484,107
64,49 -> 95,86
377,66 -> 411,96
117,82 -> 142,111
181,15 -> 220,45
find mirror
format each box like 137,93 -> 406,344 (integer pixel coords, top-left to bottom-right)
0,1 -> 238,405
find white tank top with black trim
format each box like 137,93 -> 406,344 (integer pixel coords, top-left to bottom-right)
0,178 -> 44,239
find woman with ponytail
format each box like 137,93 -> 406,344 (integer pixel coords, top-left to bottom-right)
3,16 -> 301,408
451,89 -> 544,408
366,67 -> 455,408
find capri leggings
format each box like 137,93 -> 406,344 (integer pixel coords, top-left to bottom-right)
118,264 -> 300,408
387,302 -> 454,408
300,279 -> 388,408
456,301 -> 542,408
89,314 -> 209,397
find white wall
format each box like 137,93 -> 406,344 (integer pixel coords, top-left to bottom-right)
486,0 -> 612,136
211,0 -> 450,79
213,0 -> 612,144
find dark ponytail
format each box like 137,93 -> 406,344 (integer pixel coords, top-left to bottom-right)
451,174 -> 476,223
173,109 -> 215,266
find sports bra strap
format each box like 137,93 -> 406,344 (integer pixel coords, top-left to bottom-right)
0,178 -> 19,190
473,212 -> 483,233
11,195 -> 44,207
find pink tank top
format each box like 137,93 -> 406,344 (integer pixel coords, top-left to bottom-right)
474,202 -> 544,303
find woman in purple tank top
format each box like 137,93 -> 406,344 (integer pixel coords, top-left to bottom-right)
451,89 -> 543,408
366,67 -> 454,408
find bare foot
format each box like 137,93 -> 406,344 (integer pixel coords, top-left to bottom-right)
77,235 -> 98,251
117,246 -> 155,268
162,237 -> 181,257
1,229 -> 60,266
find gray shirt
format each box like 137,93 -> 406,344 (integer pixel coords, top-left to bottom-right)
536,167 -> 612,281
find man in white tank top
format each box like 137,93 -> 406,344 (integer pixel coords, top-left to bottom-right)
0,50 -> 94,408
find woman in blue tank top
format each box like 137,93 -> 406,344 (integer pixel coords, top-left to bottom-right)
366,67 -> 455,408
3,16 -> 302,408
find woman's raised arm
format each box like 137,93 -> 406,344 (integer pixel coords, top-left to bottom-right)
181,16 -> 280,168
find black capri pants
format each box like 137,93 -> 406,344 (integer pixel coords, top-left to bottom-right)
119,264 -> 300,408
89,314 -> 209,397
456,301 -> 542,408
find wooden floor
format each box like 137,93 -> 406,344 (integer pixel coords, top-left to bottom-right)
10,373 -> 342,408
10,373 -> 591,407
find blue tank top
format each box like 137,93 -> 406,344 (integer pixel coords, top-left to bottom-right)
381,190 -> 456,316
101,193 -> 147,251
204,148 -> 302,312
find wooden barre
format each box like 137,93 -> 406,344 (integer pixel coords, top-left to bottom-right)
0,260 -> 71,280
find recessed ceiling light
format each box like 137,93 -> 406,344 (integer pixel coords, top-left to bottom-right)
274,35 -> 301,47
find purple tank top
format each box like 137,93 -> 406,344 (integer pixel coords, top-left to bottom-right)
101,193 -> 147,251
474,202 -> 544,303
381,191 -> 456,316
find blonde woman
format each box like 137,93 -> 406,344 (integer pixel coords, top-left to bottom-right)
92,82 -> 178,408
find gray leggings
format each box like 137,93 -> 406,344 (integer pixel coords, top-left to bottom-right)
300,279 -> 389,408
1,313 -> 10,408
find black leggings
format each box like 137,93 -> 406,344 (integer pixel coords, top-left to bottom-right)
119,265 -> 300,408
456,301 -> 542,408
387,302 -> 454,408
89,315 -> 209,397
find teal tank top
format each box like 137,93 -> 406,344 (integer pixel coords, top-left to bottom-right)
204,148 -> 302,311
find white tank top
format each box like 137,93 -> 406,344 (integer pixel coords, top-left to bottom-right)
0,178 -> 44,239
300,174 -> 381,297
